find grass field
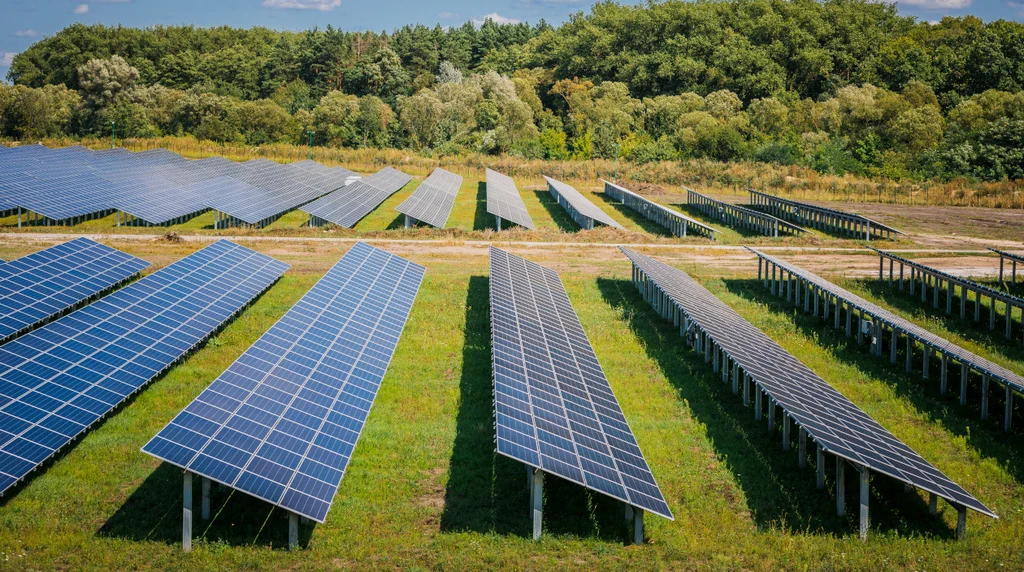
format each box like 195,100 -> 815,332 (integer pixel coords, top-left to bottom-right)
0,237 -> 1021,570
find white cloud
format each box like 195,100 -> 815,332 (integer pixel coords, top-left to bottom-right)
1,52 -> 16,67
1009,1 -> 1024,17
261,0 -> 341,10
74,4 -> 89,14
472,13 -> 521,26
438,11 -> 461,20
895,0 -> 971,9
15,30 -> 40,37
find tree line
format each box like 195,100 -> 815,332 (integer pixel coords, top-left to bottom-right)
2,0 -> 1022,181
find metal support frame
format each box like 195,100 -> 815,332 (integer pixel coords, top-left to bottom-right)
183,471 -> 192,552
529,467 -> 544,540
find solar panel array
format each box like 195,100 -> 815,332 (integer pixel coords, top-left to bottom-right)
0,238 -> 150,344
302,167 -> 413,228
543,176 -> 624,230
394,168 -> 463,228
489,247 -> 672,519
143,242 -> 424,522
620,247 -> 994,518
871,247 -> 1024,310
0,145 -> 357,226
748,248 -> 1024,394
0,240 -> 288,495
485,169 -> 535,230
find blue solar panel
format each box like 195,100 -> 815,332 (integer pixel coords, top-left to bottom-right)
0,238 -> 151,344
143,242 -> 425,522
0,240 -> 289,495
489,247 -> 673,520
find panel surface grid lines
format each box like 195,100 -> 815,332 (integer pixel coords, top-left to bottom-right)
620,247 -> 994,518
0,238 -> 151,343
489,246 -> 672,519
301,167 -> 412,228
142,242 -> 425,522
0,240 -> 289,495
394,168 -> 463,228
485,169 -> 535,230
543,176 -> 624,230
750,248 -> 1024,393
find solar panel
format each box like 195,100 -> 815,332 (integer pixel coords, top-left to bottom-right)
687,188 -> 805,237
620,247 -> 995,519
0,240 -> 289,495
749,248 -> 1024,393
0,238 -> 150,344
394,168 -> 463,228
143,242 -> 424,522
485,169 -> 534,230
302,167 -> 412,228
749,188 -> 903,239
489,246 -> 673,520
543,176 -> 624,230
602,180 -> 718,239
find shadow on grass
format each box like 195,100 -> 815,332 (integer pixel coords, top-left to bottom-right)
722,276 -> 1024,486
597,276 -> 958,539
673,204 -> 768,239
594,193 -> 671,237
439,276 -> 635,542
473,182 -> 492,231
533,190 -> 578,233
98,463 -> 314,549
386,213 -> 406,230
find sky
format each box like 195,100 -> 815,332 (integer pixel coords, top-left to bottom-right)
1,0 -> 1022,80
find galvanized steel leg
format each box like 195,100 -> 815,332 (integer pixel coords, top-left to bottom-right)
288,512 -> 298,550
859,467 -> 869,541
532,469 -> 543,540
183,472 -> 192,552
836,458 -> 845,517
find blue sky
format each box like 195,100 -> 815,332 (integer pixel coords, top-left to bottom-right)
2,0 -> 1022,81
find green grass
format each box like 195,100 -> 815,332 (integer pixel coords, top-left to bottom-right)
0,240 -> 1021,569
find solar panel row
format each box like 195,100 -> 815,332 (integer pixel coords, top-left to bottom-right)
394,168 -> 463,228
0,238 -> 150,344
0,240 -> 289,495
749,248 -> 1024,394
686,188 -> 805,237
749,189 -> 902,240
489,246 -> 672,521
602,180 -> 718,239
0,145 -> 357,227
485,169 -> 535,230
143,242 -> 424,523
302,167 -> 413,228
620,247 -> 994,522
543,176 -> 623,230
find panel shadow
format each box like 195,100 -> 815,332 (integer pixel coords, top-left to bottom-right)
673,204 -> 763,238
594,194 -> 671,237
534,191 -> 578,233
473,182 -> 492,231
99,463 -> 314,549
597,276 -> 955,539
439,276 -> 634,542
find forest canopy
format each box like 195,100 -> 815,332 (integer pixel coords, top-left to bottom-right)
2,0 -> 1023,181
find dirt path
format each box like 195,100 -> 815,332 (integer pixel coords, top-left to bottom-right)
1,232 -> 1012,280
